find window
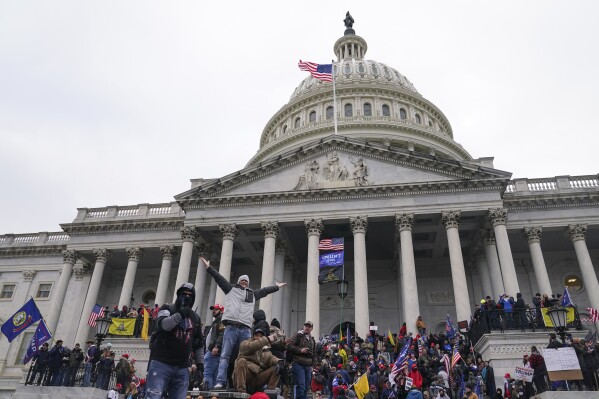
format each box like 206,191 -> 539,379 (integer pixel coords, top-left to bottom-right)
428,120 -> 433,127
415,113 -> 421,124
344,103 -> 353,117
363,103 -> 372,116
344,63 -> 351,75
400,108 -> 407,120
36,283 -> 52,299
326,106 -> 334,120
294,117 -> 300,129
0,283 -> 15,299
564,275 -> 583,292
309,111 -> 316,123
142,290 -> 156,304
282,125 -> 287,134
382,104 -> 390,117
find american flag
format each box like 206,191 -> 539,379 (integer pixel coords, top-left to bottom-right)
319,238 -> 344,251
298,60 -> 333,82
87,304 -> 105,327
389,337 -> 412,386
451,340 -> 462,368
441,353 -> 450,374
588,307 -> 599,323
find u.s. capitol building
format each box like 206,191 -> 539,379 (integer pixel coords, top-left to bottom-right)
1,17 -> 598,394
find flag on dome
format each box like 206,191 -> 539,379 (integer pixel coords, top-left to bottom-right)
298,60 -> 333,82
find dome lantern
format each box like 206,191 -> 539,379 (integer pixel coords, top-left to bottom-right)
335,12 -> 367,61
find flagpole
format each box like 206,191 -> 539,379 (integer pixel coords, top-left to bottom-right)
332,60 -> 338,135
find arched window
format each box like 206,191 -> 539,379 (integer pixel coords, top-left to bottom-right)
309,111 -> 316,123
415,113 -> 421,124
282,125 -> 287,134
428,120 -> 433,127
382,104 -> 390,117
363,103 -> 372,117
295,117 -> 301,128
326,106 -> 334,120
344,103 -> 353,117
399,108 -> 407,120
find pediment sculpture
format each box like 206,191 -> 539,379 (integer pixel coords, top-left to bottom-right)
293,152 -> 370,190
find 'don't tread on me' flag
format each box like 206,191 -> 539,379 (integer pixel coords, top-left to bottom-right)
1,298 -> 42,342
298,60 -> 333,82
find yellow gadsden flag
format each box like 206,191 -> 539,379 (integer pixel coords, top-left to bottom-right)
387,329 -> 396,347
354,373 -> 369,399
108,318 -> 135,336
141,308 -> 150,341
541,307 -> 575,327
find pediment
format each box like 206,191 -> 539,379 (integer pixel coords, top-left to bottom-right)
176,136 -> 511,206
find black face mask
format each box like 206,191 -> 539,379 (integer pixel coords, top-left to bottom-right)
177,292 -> 194,308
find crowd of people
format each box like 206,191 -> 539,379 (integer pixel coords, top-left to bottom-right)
25,267 -> 599,399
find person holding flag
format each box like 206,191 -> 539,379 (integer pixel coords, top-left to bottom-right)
26,342 -> 50,385
389,336 -> 412,386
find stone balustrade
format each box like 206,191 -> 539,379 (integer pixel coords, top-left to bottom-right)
0,232 -> 70,246
505,174 -> 599,193
74,202 -> 183,222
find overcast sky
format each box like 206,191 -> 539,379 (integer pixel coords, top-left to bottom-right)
1,1 -> 598,234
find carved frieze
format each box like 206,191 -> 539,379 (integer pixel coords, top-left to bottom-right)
22,270 -> 37,281
441,210 -> 461,229
488,208 -> 508,226
349,216 -> 368,234
62,249 -> 79,265
219,224 -> 239,241
320,293 -> 377,309
395,213 -> 414,232
160,245 -> 177,260
567,224 -> 587,242
523,226 -> 543,244
294,152 -> 370,190
304,219 -> 324,237
261,221 -> 280,239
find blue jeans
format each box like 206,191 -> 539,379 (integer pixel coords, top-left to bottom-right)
145,359 -> 189,399
216,324 -> 251,386
204,351 -> 220,389
292,362 -> 312,399
82,362 -> 93,387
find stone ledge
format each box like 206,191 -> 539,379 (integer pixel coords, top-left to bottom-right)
11,386 -> 110,399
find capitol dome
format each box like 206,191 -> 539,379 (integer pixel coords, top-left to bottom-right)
248,25 -> 472,166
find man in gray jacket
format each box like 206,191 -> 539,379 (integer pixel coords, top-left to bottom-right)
202,257 -> 285,389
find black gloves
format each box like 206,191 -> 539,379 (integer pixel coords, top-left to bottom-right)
178,306 -> 194,319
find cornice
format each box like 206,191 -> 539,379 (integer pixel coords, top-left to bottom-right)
504,191 -> 599,211
0,245 -> 66,258
181,178 -> 507,210
61,218 -> 185,236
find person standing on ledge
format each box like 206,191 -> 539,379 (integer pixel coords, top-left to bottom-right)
202,257 -> 286,389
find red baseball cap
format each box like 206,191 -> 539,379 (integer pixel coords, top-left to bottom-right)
210,304 -> 224,312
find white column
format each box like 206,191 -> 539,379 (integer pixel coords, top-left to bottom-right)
215,224 -> 238,306
442,210 -> 471,323
396,213 -> 420,335
481,229 -> 505,299
568,224 -> 599,330
204,260 -> 219,323
489,208 -> 520,296
173,226 -> 197,301
474,249 -> 493,299
155,246 -> 177,307
119,247 -> 143,308
75,249 -> 109,345
259,221 -> 279,321
282,262 -> 294,335
305,218 -> 323,338
193,243 -> 211,311
350,216 -> 370,339
47,250 -> 77,335
523,226 -> 552,297
272,239 -> 285,324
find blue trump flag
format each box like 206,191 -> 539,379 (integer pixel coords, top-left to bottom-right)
561,287 -> 575,307
1,298 -> 42,342
23,319 -> 52,364
318,251 -> 344,284
445,314 -> 456,340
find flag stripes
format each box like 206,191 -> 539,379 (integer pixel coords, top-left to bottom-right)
88,304 -> 104,327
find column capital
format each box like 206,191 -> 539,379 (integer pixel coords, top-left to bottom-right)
275,238 -> 286,254
73,267 -> 87,280
22,270 -> 37,281
523,226 -> 543,244
92,248 -> 110,262
567,224 -> 587,242
474,245 -> 486,258
395,213 -> 414,232
261,221 -> 280,239
349,216 -> 368,234
284,255 -> 295,268
126,247 -> 143,261
304,218 -> 324,237
480,229 -> 496,246
181,226 -> 198,243
488,208 -> 508,226
441,210 -> 461,229
62,249 -> 79,265
219,224 -> 239,241
195,243 -> 211,257
160,245 -> 178,260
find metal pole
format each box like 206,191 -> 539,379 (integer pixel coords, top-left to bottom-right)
332,60 -> 338,135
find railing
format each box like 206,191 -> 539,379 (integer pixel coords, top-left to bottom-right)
76,202 -> 182,222
24,363 -> 118,390
468,307 -> 583,347
0,232 -> 70,246
505,175 -> 599,194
